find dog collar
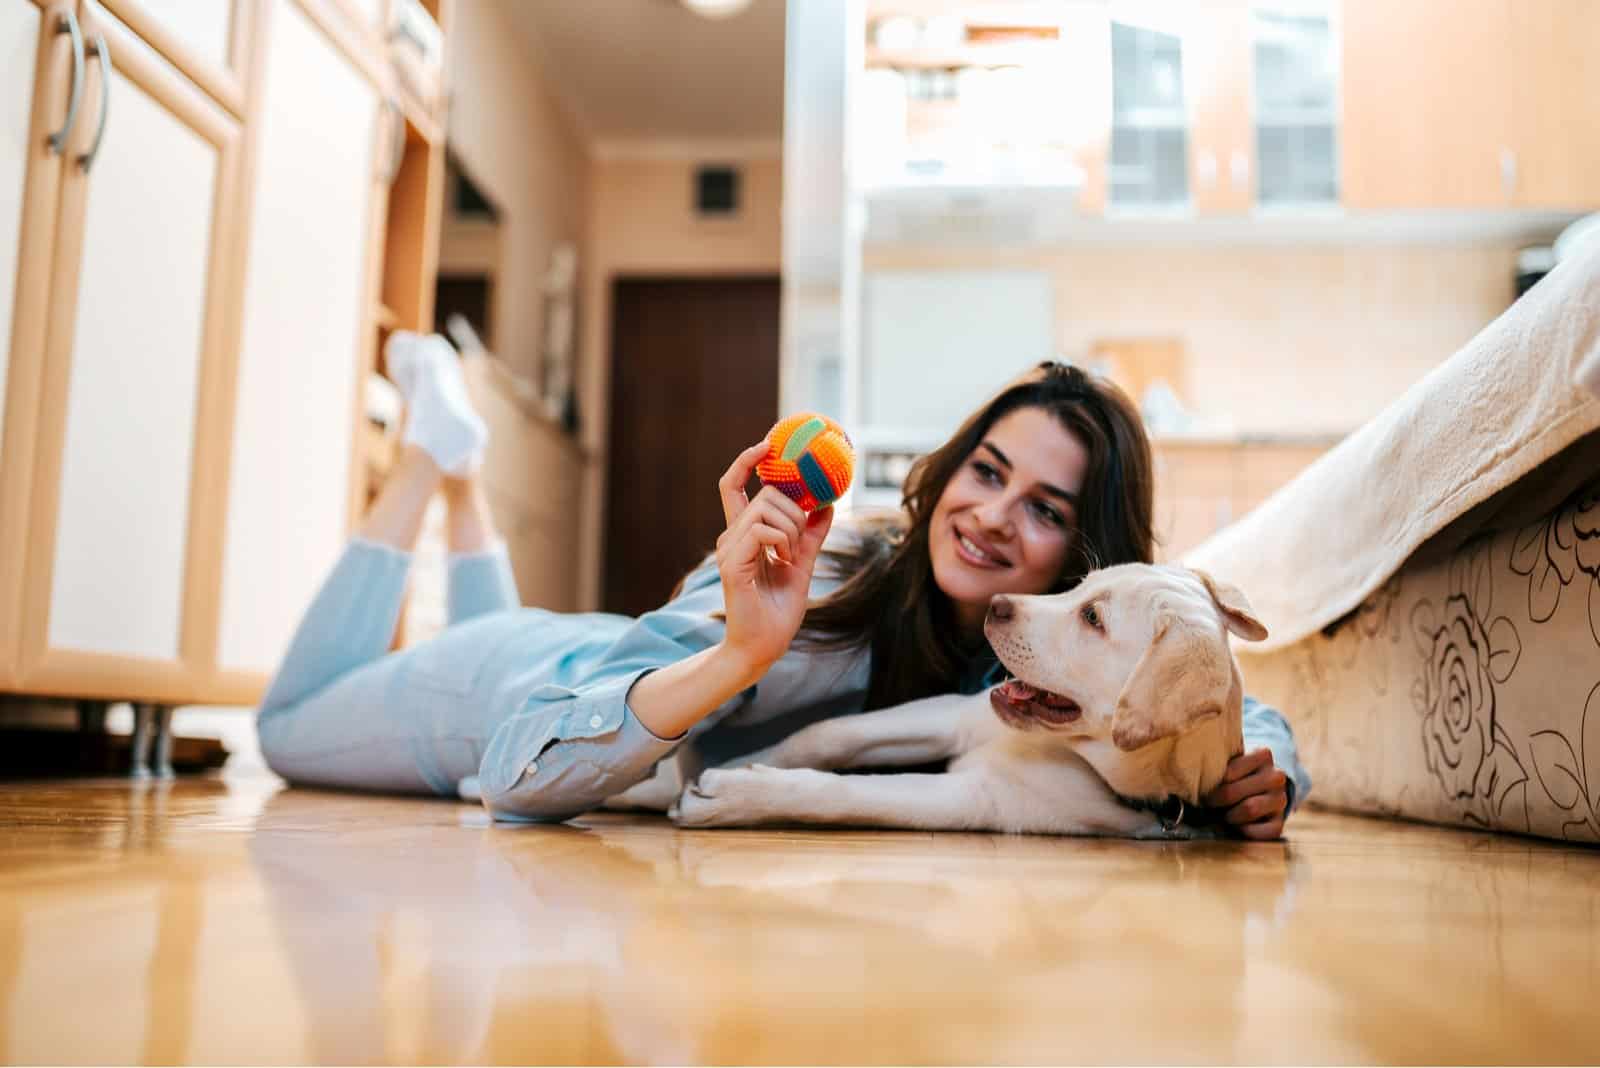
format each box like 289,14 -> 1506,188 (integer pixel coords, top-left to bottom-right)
1119,794 -> 1229,832
1120,793 -> 1189,831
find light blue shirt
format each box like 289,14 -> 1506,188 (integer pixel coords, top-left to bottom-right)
475,535 -> 1311,823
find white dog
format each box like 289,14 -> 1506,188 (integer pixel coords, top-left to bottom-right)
657,565 -> 1268,838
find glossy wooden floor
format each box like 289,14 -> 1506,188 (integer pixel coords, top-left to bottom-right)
2,773 -> 1597,1065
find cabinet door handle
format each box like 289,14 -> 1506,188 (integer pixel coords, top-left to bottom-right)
384,98 -> 405,184
77,32 -> 111,172
1499,148 -> 1518,197
45,7 -> 85,156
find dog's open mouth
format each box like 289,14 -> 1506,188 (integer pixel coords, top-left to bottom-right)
990,678 -> 1083,727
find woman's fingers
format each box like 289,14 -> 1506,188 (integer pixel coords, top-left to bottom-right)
1200,748 -> 1289,840
726,487 -> 805,560
1224,791 -> 1286,825
756,484 -> 808,526
739,496 -> 802,561
720,440 -> 773,526
736,523 -> 793,567
1203,764 -> 1287,809
1218,747 -> 1273,784
1238,818 -> 1285,841
798,505 -> 834,562
753,486 -> 806,552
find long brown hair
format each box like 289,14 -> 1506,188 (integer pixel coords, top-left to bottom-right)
800,361 -> 1156,710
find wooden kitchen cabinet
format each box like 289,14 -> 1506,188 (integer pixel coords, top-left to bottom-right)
1103,0 -> 1340,215
1505,0 -> 1600,210
211,0 -> 388,687
1184,0 -> 1254,215
1341,0 -> 1512,209
1342,0 -> 1600,211
1153,439 -> 1330,563
0,0 -> 450,709
6,0 -> 244,702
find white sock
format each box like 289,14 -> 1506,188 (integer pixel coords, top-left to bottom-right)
384,331 -> 488,475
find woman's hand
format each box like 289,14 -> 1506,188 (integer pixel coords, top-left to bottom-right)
715,439 -> 834,674
1201,747 -> 1291,840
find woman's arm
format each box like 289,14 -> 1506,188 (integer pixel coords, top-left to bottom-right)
625,644 -> 765,740
478,441 -> 837,823
629,440 -> 835,738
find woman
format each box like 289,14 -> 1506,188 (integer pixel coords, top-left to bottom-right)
258,334 -> 1308,838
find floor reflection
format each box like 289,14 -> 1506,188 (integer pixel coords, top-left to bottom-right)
2,776 -> 1597,1064
247,789 -> 1304,1064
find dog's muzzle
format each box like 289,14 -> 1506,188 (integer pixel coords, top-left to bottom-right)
990,679 -> 1082,727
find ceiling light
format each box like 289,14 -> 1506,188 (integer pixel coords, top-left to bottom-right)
680,0 -> 754,18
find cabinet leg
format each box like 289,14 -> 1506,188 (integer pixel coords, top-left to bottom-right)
130,703 -> 156,779
130,703 -> 152,779
130,703 -> 176,780
151,705 -> 174,780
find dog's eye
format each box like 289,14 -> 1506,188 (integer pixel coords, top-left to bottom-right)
1081,603 -> 1102,630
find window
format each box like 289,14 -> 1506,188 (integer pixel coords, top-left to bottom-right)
1109,20 -> 1189,207
1253,8 -> 1339,205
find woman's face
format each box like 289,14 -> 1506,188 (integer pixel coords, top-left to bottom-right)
929,405 -> 1089,636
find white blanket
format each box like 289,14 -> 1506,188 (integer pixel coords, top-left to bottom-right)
1186,241 -> 1600,654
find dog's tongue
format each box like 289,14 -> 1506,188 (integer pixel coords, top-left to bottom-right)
997,679 -> 1039,703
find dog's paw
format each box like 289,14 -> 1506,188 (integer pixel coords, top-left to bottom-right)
671,768 -> 768,828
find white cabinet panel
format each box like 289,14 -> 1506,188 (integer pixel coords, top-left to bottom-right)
348,0 -> 385,31
124,0 -> 234,75
219,0 -> 377,673
48,59 -> 218,659
0,1 -> 42,448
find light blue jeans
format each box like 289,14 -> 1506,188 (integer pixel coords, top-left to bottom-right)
256,538 -> 524,796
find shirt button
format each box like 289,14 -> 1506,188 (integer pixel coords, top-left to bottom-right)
588,714 -> 604,729
526,761 -> 539,775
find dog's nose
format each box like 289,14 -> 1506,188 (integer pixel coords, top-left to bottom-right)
988,595 -> 1014,623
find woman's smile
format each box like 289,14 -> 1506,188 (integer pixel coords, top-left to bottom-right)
953,525 -> 1011,569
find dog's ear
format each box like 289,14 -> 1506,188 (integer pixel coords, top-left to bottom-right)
1189,568 -> 1268,642
1111,610 -> 1229,752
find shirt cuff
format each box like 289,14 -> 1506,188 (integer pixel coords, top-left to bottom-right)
478,669 -> 682,820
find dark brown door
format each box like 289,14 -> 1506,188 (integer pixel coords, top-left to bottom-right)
434,275 -> 492,341
604,277 -> 780,617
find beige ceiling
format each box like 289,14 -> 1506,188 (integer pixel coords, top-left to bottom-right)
501,0 -> 787,144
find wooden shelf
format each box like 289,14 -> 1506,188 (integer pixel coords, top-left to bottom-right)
397,87 -> 443,146
374,303 -> 399,330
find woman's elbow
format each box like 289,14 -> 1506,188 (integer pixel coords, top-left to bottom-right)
478,755 -> 630,824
